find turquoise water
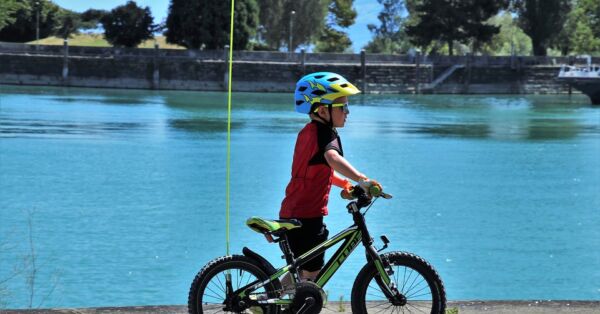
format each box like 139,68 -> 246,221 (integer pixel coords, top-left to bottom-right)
1,85 -> 599,308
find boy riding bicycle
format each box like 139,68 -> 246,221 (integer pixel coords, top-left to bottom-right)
280,72 -> 384,282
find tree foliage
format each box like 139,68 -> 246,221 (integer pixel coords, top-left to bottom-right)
480,12 -> 532,56
256,0 -> 328,51
315,0 -> 357,52
165,0 -> 259,50
0,0 -> 62,42
54,9 -> 80,39
553,0 -> 600,55
406,0 -> 507,55
80,9 -> 108,30
363,0 -> 408,53
0,0 -> 27,31
100,1 -> 155,48
513,0 -> 571,56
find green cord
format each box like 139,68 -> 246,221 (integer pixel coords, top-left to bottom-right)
226,0 -> 235,256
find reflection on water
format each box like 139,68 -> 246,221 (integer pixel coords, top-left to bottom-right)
169,118 -> 244,133
0,118 -> 145,137
2,85 -> 597,141
374,119 -> 597,141
399,122 -> 491,139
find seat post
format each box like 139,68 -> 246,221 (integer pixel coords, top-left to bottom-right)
279,234 -> 297,270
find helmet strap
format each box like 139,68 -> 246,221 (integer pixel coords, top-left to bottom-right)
313,104 -> 334,128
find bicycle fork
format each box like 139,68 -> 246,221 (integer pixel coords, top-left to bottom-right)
368,245 -> 407,306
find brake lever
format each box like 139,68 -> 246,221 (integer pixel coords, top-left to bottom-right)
379,192 -> 392,199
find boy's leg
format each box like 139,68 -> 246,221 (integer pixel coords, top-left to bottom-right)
301,270 -> 320,282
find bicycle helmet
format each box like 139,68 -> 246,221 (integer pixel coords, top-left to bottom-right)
294,72 -> 360,114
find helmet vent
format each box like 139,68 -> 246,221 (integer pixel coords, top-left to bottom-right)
295,100 -> 304,106
314,75 -> 325,79
298,86 -> 307,92
340,83 -> 348,88
327,77 -> 340,82
312,90 -> 327,96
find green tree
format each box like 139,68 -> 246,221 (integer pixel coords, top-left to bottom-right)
255,0 -> 328,51
315,0 -> 357,52
80,9 -> 108,30
513,0 -> 571,56
364,0 -> 408,53
480,11 -> 532,55
101,1 -> 155,48
0,0 -> 62,42
0,0 -> 27,31
553,0 -> 600,55
54,9 -> 80,39
257,0 -> 284,49
165,0 -> 259,50
406,0 -> 507,55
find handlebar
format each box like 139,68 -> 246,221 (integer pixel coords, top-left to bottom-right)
349,184 -> 393,211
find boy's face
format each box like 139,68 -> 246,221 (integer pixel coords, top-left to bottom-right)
331,96 -> 349,128
316,96 -> 349,128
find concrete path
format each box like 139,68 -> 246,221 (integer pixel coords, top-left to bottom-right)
1,301 -> 599,314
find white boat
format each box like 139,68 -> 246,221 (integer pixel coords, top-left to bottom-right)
557,56 -> 600,105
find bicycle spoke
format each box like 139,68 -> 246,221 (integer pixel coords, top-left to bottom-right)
215,274 -> 226,293
405,301 -> 428,314
374,303 -> 394,314
407,292 -> 432,300
405,285 -> 431,300
404,277 -> 425,296
400,267 -> 410,292
209,278 -> 225,295
205,285 -> 224,301
368,283 -> 384,294
404,270 -> 419,295
237,270 -> 243,289
367,292 -> 386,300
203,290 -> 224,302
404,274 -> 425,294
245,272 -> 254,286
367,301 -> 391,310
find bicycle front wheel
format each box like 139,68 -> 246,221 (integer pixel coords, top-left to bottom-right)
351,251 -> 446,314
188,255 -> 280,314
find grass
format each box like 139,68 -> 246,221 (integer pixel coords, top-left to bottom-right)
27,33 -> 185,49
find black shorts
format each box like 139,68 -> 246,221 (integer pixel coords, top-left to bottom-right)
283,217 -> 329,272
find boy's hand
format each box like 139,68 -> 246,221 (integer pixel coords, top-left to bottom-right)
359,178 -> 383,197
340,180 -> 356,200
341,186 -> 356,200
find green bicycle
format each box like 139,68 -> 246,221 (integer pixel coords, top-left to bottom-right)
188,186 -> 446,313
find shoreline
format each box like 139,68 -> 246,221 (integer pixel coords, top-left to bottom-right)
2,301 -> 599,314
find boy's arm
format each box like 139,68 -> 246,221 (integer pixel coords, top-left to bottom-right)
325,150 -> 365,182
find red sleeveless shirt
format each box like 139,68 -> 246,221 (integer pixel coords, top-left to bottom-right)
280,121 -> 343,218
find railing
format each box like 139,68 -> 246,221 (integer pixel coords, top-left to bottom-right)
1,41 -> 598,66
558,64 -> 600,79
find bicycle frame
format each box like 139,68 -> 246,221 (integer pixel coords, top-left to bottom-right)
238,199 -> 397,306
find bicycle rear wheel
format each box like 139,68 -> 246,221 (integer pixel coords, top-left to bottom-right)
188,255 -> 280,314
351,251 -> 446,314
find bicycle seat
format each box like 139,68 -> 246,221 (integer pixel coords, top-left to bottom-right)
246,216 -> 302,235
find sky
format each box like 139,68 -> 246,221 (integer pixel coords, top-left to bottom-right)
52,0 -> 381,52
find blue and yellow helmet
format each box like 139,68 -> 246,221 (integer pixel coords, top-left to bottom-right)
294,72 -> 361,114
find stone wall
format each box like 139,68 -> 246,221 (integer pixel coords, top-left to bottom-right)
0,43 -> 590,95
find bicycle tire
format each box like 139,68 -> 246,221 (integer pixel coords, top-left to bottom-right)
188,255 -> 281,314
351,251 -> 446,314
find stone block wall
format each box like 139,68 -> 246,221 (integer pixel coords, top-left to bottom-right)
0,45 -> 583,95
